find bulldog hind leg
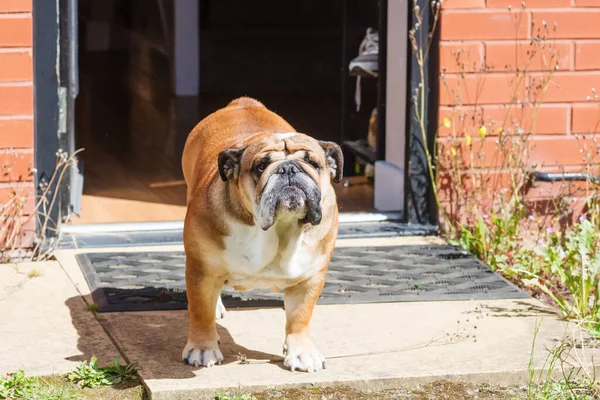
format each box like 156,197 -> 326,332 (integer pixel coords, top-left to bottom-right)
216,295 -> 226,319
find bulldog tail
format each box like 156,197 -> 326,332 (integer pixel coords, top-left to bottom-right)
228,97 -> 264,108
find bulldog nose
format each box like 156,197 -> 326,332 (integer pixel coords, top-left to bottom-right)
276,163 -> 300,175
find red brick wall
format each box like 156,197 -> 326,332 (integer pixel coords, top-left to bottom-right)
438,0 -> 600,205
0,0 -> 35,246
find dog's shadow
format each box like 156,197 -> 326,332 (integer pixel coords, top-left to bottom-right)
65,295 -> 285,380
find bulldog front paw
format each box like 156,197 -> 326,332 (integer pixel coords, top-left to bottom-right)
283,334 -> 326,372
216,296 -> 226,320
182,340 -> 224,368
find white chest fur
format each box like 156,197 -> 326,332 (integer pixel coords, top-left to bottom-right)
222,220 -> 321,291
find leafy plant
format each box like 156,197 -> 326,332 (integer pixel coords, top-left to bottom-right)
215,389 -> 256,400
102,357 -> 139,384
0,370 -> 36,399
67,356 -> 138,389
516,219 -> 600,335
0,370 -> 78,400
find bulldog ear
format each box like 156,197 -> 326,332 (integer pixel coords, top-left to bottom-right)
218,147 -> 245,181
318,141 -> 344,183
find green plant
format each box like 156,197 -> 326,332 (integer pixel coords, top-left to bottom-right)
0,370 -> 78,400
27,269 -> 40,278
516,218 -> 600,335
409,0 -> 600,336
0,370 -> 36,399
215,389 -> 255,400
521,320 -> 600,399
452,209 -> 525,272
86,304 -> 98,313
67,356 -> 137,389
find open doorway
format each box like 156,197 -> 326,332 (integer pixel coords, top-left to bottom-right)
71,0 -> 382,225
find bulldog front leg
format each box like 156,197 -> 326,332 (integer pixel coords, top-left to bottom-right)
283,272 -> 326,372
182,262 -> 224,368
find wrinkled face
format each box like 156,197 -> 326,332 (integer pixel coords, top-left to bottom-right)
218,133 -> 343,230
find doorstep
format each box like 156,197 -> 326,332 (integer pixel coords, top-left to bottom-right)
51,237 -> 600,400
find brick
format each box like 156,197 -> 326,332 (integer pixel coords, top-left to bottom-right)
529,136 -> 600,166
436,105 -> 567,137
0,0 -> 31,12
438,106 -> 484,137
440,42 -> 484,73
437,136 -> 514,168
0,215 -> 36,248
437,170 -> 513,203
482,104 -> 570,135
485,41 -> 572,72
438,135 -> 600,168
440,10 -> 529,40
0,52 -> 32,81
575,0 -> 600,6
0,86 -> 33,115
0,149 -> 33,182
441,0 -> 485,8
0,16 -> 32,46
0,119 -> 32,148
575,41 -> 600,70
440,73 -> 526,105
488,0 -> 571,7
0,182 -> 35,214
572,103 -> 600,133
527,179 -> 590,200
532,72 -> 600,103
532,10 -> 600,40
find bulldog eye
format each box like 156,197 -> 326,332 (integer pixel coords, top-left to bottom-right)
308,160 -> 321,171
255,162 -> 268,173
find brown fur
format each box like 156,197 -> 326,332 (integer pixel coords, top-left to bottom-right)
181,97 -> 340,370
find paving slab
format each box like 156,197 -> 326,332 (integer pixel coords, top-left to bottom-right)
0,261 -> 123,376
101,298 -> 600,400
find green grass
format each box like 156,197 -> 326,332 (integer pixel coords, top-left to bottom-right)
0,371 -> 77,400
0,357 -> 143,400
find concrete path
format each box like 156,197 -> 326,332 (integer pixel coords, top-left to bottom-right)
0,261 -> 122,376
1,237 -> 598,400
103,299 -> 599,400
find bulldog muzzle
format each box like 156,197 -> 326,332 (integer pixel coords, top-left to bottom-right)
258,160 -> 322,230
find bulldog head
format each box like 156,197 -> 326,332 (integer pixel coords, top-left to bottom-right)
218,133 -> 343,230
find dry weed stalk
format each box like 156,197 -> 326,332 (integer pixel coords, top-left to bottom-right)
0,148 -> 83,263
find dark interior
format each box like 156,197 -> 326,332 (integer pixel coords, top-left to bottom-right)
74,0 -> 380,221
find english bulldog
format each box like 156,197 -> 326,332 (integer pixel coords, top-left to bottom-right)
181,97 -> 343,372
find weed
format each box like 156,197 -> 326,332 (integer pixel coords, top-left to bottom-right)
0,370 -> 78,400
0,148 -> 83,263
410,0 -> 600,336
514,219 -> 600,334
215,388 -> 256,400
521,320 -> 600,399
67,356 -> 138,389
27,269 -> 40,278
86,304 -> 98,313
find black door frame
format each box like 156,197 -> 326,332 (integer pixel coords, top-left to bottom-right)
33,0 -> 79,239
404,0 -> 439,226
32,0 -> 439,239
32,0 -> 60,237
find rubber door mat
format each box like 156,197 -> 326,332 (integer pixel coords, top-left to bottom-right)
75,245 -> 528,312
